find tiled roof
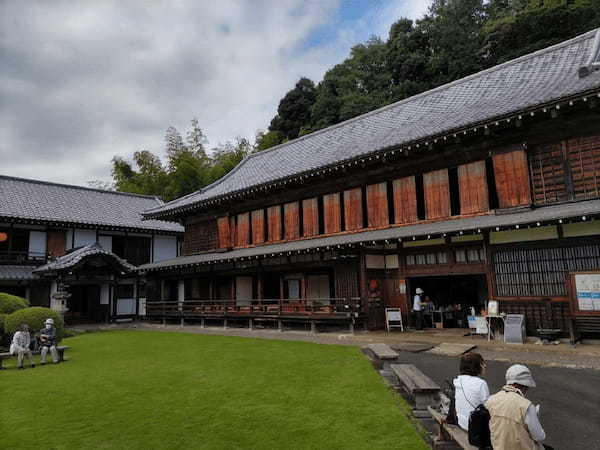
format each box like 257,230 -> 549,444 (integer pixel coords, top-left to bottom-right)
145,29 -> 600,219
0,175 -> 183,233
0,265 -> 36,281
139,199 -> 600,272
33,243 -> 136,274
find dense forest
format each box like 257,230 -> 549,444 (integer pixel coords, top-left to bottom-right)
110,0 -> 600,201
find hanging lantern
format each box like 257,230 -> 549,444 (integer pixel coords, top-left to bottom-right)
0,232 -> 7,243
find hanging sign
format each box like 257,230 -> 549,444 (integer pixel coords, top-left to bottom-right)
385,308 -> 404,332
575,273 -> 600,311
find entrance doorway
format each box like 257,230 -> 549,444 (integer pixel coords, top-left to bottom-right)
66,284 -> 105,323
408,275 -> 488,328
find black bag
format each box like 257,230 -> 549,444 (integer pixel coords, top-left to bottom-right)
444,380 -> 458,425
468,404 -> 491,448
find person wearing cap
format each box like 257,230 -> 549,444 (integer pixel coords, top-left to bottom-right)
10,324 -> 35,370
413,288 -> 424,330
485,364 -> 549,450
39,318 -> 59,364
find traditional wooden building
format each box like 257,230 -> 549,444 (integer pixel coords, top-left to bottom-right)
0,176 -> 183,322
140,29 -> 600,336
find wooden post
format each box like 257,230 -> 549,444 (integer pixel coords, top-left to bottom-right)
249,318 -> 253,330
310,320 -> 317,335
278,319 -> 283,332
223,318 -> 228,329
201,317 -> 205,328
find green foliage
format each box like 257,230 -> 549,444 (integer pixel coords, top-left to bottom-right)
111,119 -> 253,201
255,130 -> 284,151
269,0 -> 600,136
269,77 -> 317,140
3,307 -> 64,338
1,331 -> 427,449
0,292 -> 29,314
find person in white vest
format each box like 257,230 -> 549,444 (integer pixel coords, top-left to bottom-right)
413,287 -> 424,330
485,364 -> 551,450
10,324 -> 35,369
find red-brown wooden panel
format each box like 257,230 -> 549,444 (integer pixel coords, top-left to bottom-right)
236,212 -> 250,247
366,182 -> 389,228
424,169 -> 450,219
493,148 -> 531,208
47,230 -> 66,258
323,193 -> 341,234
267,205 -> 282,242
217,216 -> 230,248
458,160 -> 489,215
302,198 -> 319,237
393,176 -> 418,224
284,202 -> 300,241
343,188 -> 363,231
251,210 -> 265,245
229,216 -> 236,248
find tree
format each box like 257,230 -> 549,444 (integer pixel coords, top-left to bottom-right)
255,130 -> 284,151
207,137 -> 253,183
269,77 -> 317,141
111,150 -> 169,198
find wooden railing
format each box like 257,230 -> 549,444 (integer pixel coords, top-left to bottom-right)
0,250 -> 47,264
146,298 -> 365,319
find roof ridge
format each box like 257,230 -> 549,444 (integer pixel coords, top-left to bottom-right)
0,174 -> 162,202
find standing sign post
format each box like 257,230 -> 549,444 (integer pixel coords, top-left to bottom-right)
385,308 -> 404,332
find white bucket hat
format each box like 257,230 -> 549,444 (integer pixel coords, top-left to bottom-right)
45,318 -> 54,325
416,288 -> 424,294
506,364 -> 536,387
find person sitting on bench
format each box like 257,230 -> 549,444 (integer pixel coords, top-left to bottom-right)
39,318 -> 59,364
10,324 -> 35,370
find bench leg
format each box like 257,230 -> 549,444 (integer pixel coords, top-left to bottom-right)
57,349 -> 65,362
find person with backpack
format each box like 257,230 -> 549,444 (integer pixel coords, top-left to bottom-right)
485,364 -> 550,450
453,352 -> 490,432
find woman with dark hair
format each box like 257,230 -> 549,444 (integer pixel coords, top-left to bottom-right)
454,352 -> 490,431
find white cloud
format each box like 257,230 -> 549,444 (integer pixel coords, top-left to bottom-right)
0,0 -> 429,186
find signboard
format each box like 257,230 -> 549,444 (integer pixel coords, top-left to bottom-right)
575,273 -> 600,311
385,308 -> 404,332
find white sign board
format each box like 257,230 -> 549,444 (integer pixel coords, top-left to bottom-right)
385,308 -> 404,332
575,273 -> 600,311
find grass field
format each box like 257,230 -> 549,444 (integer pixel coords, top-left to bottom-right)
1,331 -> 427,450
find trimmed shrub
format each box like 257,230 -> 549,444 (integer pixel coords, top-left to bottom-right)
0,292 -> 29,314
4,307 -> 64,340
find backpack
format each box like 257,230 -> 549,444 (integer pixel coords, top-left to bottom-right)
468,404 -> 492,448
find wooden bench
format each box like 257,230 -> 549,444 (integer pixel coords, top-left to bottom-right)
428,405 -> 477,450
391,363 -> 440,410
366,343 -> 399,361
0,345 -> 70,369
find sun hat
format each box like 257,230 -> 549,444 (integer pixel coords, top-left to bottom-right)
416,288 -> 424,294
45,318 -> 54,325
506,364 -> 536,387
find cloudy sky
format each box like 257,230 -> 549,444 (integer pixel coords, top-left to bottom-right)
0,0 -> 428,186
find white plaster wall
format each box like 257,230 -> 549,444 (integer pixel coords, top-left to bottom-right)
98,235 -> 112,252
74,229 -> 97,247
153,235 -> 177,262
28,230 -> 47,258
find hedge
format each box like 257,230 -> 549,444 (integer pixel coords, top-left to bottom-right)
4,307 -> 64,339
0,292 -> 29,314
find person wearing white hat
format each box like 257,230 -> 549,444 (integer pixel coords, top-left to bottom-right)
39,318 -> 59,364
413,287 -> 424,330
485,364 -> 550,450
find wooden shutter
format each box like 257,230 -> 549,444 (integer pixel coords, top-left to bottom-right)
217,217 -> 230,248
493,148 -> 532,208
393,176 -> 418,224
323,193 -> 341,234
46,230 -> 66,258
251,210 -> 265,245
424,169 -> 450,219
229,216 -> 236,248
302,198 -> 319,237
235,213 -> 250,247
567,135 -> 600,200
458,160 -> 489,214
284,202 -> 300,241
267,205 -> 282,242
343,188 -> 363,231
367,182 -> 389,228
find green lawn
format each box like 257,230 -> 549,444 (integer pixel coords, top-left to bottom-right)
1,331 -> 427,450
